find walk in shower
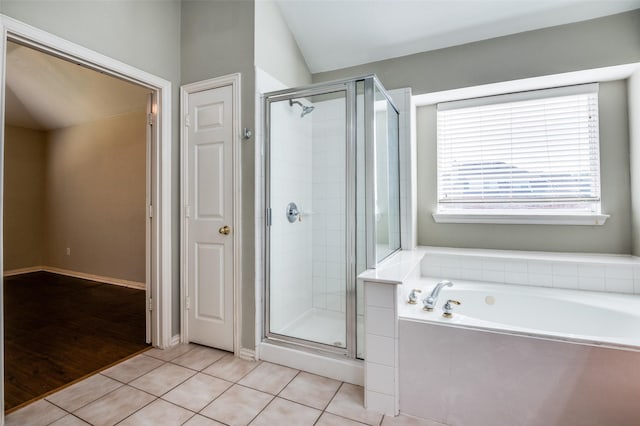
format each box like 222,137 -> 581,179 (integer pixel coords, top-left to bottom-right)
263,75 -> 400,360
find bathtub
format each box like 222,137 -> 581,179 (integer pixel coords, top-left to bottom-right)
397,277 -> 640,426
399,278 -> 640,349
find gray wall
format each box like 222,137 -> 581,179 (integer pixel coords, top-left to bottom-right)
416,81 -> 631,254
1,0 -> 182,333
4,113 -> 147,280
255,0 -> 311,88
3,126 -> 46,270
45,112 -> 147,282
313,10 -> 640,96
631,70 -> 640,256
181,0 -> 257,349
313,10 -> 640,255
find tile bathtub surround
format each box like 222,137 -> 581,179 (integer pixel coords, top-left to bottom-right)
6,343 -> 442,426
419,247 -> 640,295
363,281 -> 401,418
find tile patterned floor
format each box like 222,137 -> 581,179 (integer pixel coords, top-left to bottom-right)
6,344 -> 447,426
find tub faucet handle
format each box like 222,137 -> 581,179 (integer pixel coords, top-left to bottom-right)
442,299 -> 461,318
423,280 -> 453,311
407,289 -> 422,304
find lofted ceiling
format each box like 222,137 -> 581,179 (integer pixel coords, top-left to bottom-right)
5,41 -> 150,131
276,0 -> 640,73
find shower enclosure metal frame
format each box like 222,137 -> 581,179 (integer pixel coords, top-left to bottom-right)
263,74 -> 400,360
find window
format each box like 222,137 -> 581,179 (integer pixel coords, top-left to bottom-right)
435,84 -> 608,225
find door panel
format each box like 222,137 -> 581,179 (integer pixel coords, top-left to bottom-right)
186,84 -> 234,351
196,143 -> 224,218
195,243 -> 225,321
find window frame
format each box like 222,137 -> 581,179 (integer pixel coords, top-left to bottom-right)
433,83 -> 610,226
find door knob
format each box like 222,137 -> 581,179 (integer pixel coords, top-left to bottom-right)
219,225 -> 231,235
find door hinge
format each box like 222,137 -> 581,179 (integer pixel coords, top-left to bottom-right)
266,208 -> 272,226
147,113 -> 155,126
186,297 -> 191,310
185,114 -> 191,127
148,298 -> 153,311
185,205 -> 191,219
148,205 -> 153,218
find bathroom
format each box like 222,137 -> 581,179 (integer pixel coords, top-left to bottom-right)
1,1 -> 640,425
256,1 -> 640,425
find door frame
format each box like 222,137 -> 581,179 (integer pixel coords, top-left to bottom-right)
0,14 -> 173,416
180,74 -> 243,356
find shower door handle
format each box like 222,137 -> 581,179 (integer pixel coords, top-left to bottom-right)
218,225 -> 231,235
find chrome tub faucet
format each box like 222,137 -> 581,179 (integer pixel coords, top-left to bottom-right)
423,280 -> 453,311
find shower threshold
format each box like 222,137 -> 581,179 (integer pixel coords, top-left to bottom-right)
280,308 -> 346,348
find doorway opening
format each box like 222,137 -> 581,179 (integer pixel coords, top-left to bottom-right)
0,15 -> 173,418
3,40 -> 152,412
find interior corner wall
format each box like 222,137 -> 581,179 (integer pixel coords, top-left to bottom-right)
630,71 -> 640,256
3,125 -> 47,271
312,10 -> 640,95
180,0 -> 257,350
254,0 -> 311,88
44,112 -> 147,282
1,0 -> 182,334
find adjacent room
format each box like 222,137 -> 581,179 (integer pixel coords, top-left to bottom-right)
3,41 -> 151,412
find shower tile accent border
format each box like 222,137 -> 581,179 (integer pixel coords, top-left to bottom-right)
418,247 -> 640,295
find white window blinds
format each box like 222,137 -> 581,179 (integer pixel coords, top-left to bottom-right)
436,84 -> 601,214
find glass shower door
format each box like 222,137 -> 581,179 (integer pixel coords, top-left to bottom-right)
266,89 -> 350,350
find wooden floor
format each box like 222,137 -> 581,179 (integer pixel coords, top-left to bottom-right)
3,271 -> 149,412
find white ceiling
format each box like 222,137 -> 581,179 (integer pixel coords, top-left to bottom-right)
5,41 -> 150,131
276,0 -> 640,73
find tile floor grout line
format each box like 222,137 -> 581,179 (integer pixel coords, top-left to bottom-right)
168,347 -> 229,371
158,372 -> 234,413
275,369 -> 301,396
111,395 -> 161,426
144,343 -> 199,363
323,379 -> 345,411
101,357 -> 170,387
40,402 -> 71,426
160,368 -> 239,420
74,383 -> 166,426
146,365 -> 201,401
191,379 -> 236,413
12,346 -> 392,426
45,379 -> 129,420
198,354 -> 261,383
312,381 -> 346,426
111,394 -> 198,426
315,409 -> 371,426
320,382 -> 383,426
180,411 -> 198,426
243,393 -> 277,426
195,408 -> 233,426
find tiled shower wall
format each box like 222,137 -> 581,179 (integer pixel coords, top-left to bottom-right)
268,100 -> 314,332
312,98 -> 347,314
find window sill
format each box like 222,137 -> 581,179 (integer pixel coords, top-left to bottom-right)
432,212 -> 610,226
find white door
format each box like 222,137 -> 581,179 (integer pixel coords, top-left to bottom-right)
185,84 -> 234,351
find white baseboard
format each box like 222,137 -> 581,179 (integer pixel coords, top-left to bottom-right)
3,266 -> 146,290
238,347 -> 257,361
3,266 -> 45,276
170,334 -> 181,346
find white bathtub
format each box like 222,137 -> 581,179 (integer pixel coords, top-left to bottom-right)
397,276 -> 640,425
399,277 -> 640,349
